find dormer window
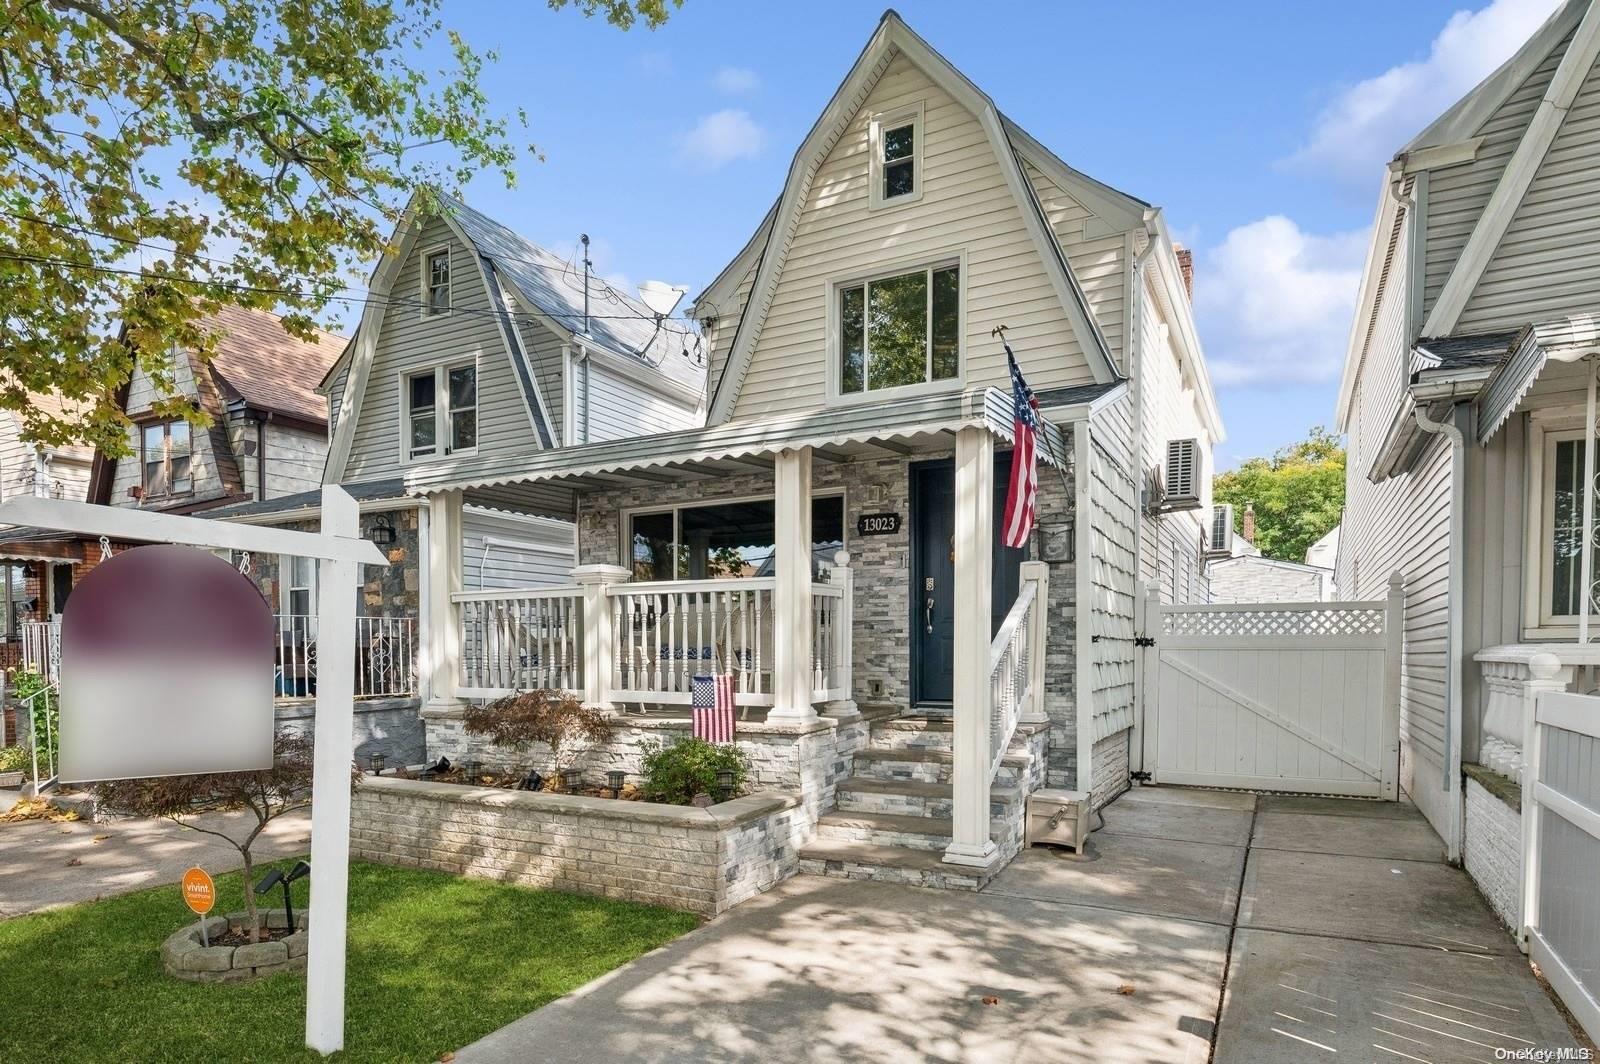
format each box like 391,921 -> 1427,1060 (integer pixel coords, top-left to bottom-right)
140,420 -> 193,498
870,104 -> 924,209
423,247 -> 451,317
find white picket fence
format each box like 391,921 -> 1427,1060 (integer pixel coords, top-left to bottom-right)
1524,690 -> 1600,1041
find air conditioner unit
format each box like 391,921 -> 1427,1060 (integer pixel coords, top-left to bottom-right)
1210,503 -> 1234,555
1162,438 -> 1202,511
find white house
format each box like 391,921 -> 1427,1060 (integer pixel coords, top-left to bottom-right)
397,11 -> 1223,889
1336,0 -> 1600,918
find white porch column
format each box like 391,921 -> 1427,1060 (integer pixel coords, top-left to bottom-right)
1020,560 -> 1050,724
945,426 -> 997,867
770,447 -> 816,721
573,564 -> 630,710
424,489 -> 464,711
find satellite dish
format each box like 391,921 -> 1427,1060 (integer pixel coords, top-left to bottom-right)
637,281 -> 687,319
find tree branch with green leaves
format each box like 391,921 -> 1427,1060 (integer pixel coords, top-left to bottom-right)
1212,427 -> 1345,562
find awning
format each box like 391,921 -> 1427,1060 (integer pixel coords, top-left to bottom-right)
1478,315 -> 1600,443
405,385 -> 1102,496
0,526 -> 87,563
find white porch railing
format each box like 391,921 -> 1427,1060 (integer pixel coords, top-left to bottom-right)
21,619 -> 58,684
607,578 -> 776,706
1524,689 -> 1600,1042
453,588 -> 583,698
988,577 -> 1040,781
812,558 -> 853,703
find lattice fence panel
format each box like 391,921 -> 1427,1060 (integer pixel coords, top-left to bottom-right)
1162,605 -> 1385,639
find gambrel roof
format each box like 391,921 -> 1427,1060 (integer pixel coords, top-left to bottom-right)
701,9 -> 1136,425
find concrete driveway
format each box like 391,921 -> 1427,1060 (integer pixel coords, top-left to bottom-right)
455,786 -> 1585,1063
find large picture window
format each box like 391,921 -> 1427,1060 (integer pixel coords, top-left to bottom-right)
405,363 -> 476,461
838,263 -> 960,396
627,496 -> 846,582
140,420 -> 193,497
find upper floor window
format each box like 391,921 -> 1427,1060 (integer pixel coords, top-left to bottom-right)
140,420 -> 192,497
837,262 -> 960,397
405,363 -> 476,462
423,247 -> 451,316
870,104 -> 923,209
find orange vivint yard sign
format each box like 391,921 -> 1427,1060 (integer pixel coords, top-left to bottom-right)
181,867 -> 215,915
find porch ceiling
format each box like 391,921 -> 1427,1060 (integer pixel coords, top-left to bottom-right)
404,386 -> 1077,495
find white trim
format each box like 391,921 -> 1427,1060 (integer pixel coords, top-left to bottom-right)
420,244 -> 453,320
1424,0 -> 1600,336
397,361 -> 479,467
1397,137 -> 1485,173
825,253 -> 966,406
868,101 -> 925,211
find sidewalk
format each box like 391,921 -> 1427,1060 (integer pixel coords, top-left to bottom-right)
452,787 -> 1585,1063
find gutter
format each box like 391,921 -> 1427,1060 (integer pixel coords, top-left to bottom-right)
1412,400 -> 1467,863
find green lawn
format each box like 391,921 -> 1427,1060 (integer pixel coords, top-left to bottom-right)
0,860 -> 698,1062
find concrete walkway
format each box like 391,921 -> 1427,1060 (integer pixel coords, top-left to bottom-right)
0,799 -> 311,917
455,786 -> 1586,1063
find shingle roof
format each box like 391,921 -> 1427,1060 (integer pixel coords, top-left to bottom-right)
442,198 -> 705,393
200,304 -> 347,424
203,477 -> 407,520
1414,330 -> 1524,372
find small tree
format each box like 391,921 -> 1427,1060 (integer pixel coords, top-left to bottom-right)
93,732 -> 339,941
462,690 -> 613,786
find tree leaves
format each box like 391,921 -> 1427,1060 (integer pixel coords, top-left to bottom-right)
1213,427 -> 1345,563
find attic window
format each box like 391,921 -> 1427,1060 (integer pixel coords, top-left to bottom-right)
836,262 -> 960,397
405,362 -> 476,462
140,420 -> 193,498
424,247 -> 450,316
870,104 -> 924,209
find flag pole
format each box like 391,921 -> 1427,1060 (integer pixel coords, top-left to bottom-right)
993,325 -> 1072,498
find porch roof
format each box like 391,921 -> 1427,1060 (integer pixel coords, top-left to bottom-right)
404,385 -> 1093,495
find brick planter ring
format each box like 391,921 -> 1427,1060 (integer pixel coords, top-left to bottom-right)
160,909 -> 309,983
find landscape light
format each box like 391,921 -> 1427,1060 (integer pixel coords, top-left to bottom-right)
715,768 -> 736,801
254,860 -> 309,931
369,753 -> 386,776
607,770 -> 626,793
462,759 -> 483,785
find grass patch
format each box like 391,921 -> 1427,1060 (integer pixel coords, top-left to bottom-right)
0,860 -> 697,1062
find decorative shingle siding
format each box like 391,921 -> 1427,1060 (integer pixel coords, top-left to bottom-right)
1088,420 -> 1138,743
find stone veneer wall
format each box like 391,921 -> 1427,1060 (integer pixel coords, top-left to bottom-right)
1463,764 -> 1523,933
277,697 -> 425,766
351,777 -> 807,916
248,506 -> 420,618
1090,730 -> 1132,810
1028,428 -> 1080,788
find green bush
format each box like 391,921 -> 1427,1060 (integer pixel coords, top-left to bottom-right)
0,745 -> 27,776
639,737 -> 748,805
8,668 -> 54,773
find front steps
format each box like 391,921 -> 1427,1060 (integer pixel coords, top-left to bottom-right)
798,715 -> 1043,890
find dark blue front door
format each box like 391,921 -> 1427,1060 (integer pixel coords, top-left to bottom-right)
909,455 -> 1028,705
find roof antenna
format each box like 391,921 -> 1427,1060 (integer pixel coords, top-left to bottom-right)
580,234 -> 593,336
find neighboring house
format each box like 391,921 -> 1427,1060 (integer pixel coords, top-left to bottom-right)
1335,0 -> 1600,891
1205,504 -> 1336,602
398,11 -> 1222,888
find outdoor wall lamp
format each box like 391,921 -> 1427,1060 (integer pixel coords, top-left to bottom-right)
369,514 -> 396,547
255,860 -> 311,931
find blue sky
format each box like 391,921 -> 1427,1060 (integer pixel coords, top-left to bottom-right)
434,0 -> 1564,468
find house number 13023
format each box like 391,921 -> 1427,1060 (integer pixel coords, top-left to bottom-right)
856,513 -> 901,536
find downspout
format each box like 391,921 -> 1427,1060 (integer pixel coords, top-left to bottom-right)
1129,219 -> 1161,777
1412,399 -> 1467,862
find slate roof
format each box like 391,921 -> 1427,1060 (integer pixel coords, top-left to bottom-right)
1413,330 -> 1524,372
443,197 -> 705,393
203,477 -> 407,520
200,304 -> 347,424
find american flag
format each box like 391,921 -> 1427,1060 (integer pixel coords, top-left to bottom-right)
1001,342 -> 1040,549
691,673 -> 736,743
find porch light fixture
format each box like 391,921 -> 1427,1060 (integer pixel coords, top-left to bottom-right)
607,770 -> 626,792
369,753 -> 386,776
369,514 -> 396,547
462,759 -> 483,785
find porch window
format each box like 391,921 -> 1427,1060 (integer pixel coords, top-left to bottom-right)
423,248 -> 450,316
140,420 -> 193,498
838,263 -> 960,396
405,363 -> 476,461
627,496 -> 846,582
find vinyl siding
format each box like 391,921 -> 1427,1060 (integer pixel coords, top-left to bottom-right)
109,357 -> 234,510
0,414 -> 91,503
225,420 -> 327,501
1027,161 -> 1128,371
1424,30 -> 1570,318
1208,557 -> 1329,603
728,51 -> 1096,422
1457,48 -> 1600,332
461,507 -> 577,591
1460,415 -> 1527,763
706,262 -> 756,404
576,360 -> 701,444
342,216 -> 541,483
326,362 -> 349,442
516,317 -> 566,446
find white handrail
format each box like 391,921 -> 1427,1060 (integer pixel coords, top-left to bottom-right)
452,585 -> 583,603
987,580 -> 1039,781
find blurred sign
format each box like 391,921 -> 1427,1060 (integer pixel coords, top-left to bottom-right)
182,867 -> 216,915
58,544 -> 273,783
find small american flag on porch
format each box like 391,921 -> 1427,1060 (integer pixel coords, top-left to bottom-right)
691,673 -> 736,743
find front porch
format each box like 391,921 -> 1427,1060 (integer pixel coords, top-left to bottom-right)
411,388 -> 1089,877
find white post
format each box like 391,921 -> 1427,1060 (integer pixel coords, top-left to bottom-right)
770,447 -> 815,721
1382,572 -> 1405,800
424,490 -> 463,711
835,550 -> 854,706
946,426 -> 997,867
416,504 -> 431,704
305,486 -> 360,1054
1581,359 -> 1597,644
1020,560 -> 1049,724
573,564 -> 630,709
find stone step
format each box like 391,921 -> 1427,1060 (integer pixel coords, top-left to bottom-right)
871,716 -> 954,752
815,810 -> 953,851
797,839 -> 997,891
834,777 -> 1020,819
852,746 -> 1033,787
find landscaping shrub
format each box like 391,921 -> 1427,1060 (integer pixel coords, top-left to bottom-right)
0,744 -> 28,776
639,737 -> 748,805
462,690 -> 613,787
8,668 -> 55,772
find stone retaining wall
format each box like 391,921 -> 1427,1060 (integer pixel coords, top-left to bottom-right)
277,696 -> 424,767
1463,764 -> 1523,933
351,776 -> 806,916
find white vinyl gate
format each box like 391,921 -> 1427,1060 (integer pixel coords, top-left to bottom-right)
1139,579 -> 1403,798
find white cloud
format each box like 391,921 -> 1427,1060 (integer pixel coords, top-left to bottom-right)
676,109 -> 764,170
1193,215 -> 1370,386
713,66 -> 759,94
1288,0 -> 1561,182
